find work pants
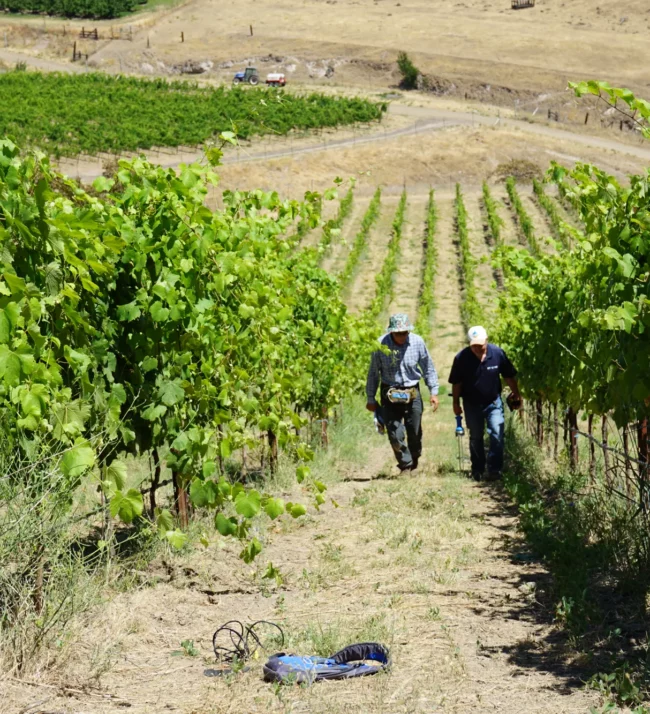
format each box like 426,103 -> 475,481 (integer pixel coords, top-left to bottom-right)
464,396 -> 505,476
380,384 -> 423,469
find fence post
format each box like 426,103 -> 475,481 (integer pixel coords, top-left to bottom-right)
321,409 -> 328,449
638,418 -> 649,509
536,398 -> 543,446
149,447 -> 161,517
623,425 -> 632,497
173,470 -> 189,529
601,416 -> 610,485
588,414 -> 595,481
553,403 -> 559,460
181,31 -> 184,42
268,429 -> 278,473
568,407 -> 578,470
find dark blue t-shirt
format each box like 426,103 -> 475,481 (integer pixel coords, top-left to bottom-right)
448,344 -> 517,406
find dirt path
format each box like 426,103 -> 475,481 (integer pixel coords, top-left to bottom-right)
346,197 -> 397,315
427,192 -> 463,380
491,186 -> 521,248
0,47 -> 90,72
320,198 -> 368,275
4,408 -> 598,714
465,193 -> 498,323
387,195 -> 427,321
38,90 -> 650,185
520,192 -> 555,254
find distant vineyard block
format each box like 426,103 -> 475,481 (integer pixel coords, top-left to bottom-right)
511,0 -> 535,8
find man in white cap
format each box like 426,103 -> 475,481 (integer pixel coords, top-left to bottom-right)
366,313 -> 439,472
448,326 -> 521,481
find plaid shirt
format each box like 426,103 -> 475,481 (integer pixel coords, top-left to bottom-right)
366,333 -> 439,405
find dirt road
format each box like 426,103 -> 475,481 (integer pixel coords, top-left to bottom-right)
57,97 -> 650,186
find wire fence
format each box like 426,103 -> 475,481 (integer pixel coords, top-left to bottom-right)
519,399 -> 650,515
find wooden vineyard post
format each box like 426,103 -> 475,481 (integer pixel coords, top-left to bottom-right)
553,403 -> 559,460
588,414 -> 596,482
181,31 -> 184,42
568,407 -> 578,470
149,447 -> 161,517
536,398 -> 543,447
623,425 -> 632,496
33,550 -> 44,615
638,418 -> 649,509
268,429 -> 278,473
217,424 -> 225,475
173,470 -> 189,529
321,409 -> 328,449
601,416 -> 610,486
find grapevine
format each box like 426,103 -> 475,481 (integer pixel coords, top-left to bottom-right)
505,177 -> 540,256
481,182 -> 504,247
0,72 -> 386,157
497,149 -> 650,420
318,184 -> 355,258
2,0 -> 136,18
368,190 -> 407,320
532,179 -> 571,249
0,138 -> 379,556
338,187 -> 382,289
454,184 -> 484,329
414,189 -> 438,336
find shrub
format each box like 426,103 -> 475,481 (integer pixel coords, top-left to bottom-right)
397,52 -> 420,90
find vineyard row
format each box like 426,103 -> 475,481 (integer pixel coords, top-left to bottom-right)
0,72 -> 386,157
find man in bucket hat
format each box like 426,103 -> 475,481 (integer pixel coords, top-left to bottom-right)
366,313 -> 439,471
448,326 -> 522,481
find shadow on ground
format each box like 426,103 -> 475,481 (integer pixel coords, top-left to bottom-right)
460,475 -> 650,697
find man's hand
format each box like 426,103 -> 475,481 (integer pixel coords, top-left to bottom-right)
430,395 -> 439,412
453,402 -> 463,417
366,402 -> 377,413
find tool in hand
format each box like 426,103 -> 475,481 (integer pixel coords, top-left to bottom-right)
374,408 -> 386,435
455,415 -> 465,475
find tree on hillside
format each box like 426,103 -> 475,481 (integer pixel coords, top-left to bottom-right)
397,51 -> 420,90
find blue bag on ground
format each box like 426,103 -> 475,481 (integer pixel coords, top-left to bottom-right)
263,642 -> 390,684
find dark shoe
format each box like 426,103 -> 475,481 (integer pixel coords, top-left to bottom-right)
485,471 -> 502,482
411,458 -> 419,471
471,471 -> 483,482
398,462 -> 414,472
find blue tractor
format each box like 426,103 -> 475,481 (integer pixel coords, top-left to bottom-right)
233,67 -> 259,85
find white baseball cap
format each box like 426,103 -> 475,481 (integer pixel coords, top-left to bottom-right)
468,326 -> 488,346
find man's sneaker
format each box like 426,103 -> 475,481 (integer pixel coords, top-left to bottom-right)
399,462 -> 414,472
411,458 -> 419,471
471,471 -> 483,482
485,471 -> 502,482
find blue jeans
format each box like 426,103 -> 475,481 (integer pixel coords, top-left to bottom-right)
464,397 -> 505,475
